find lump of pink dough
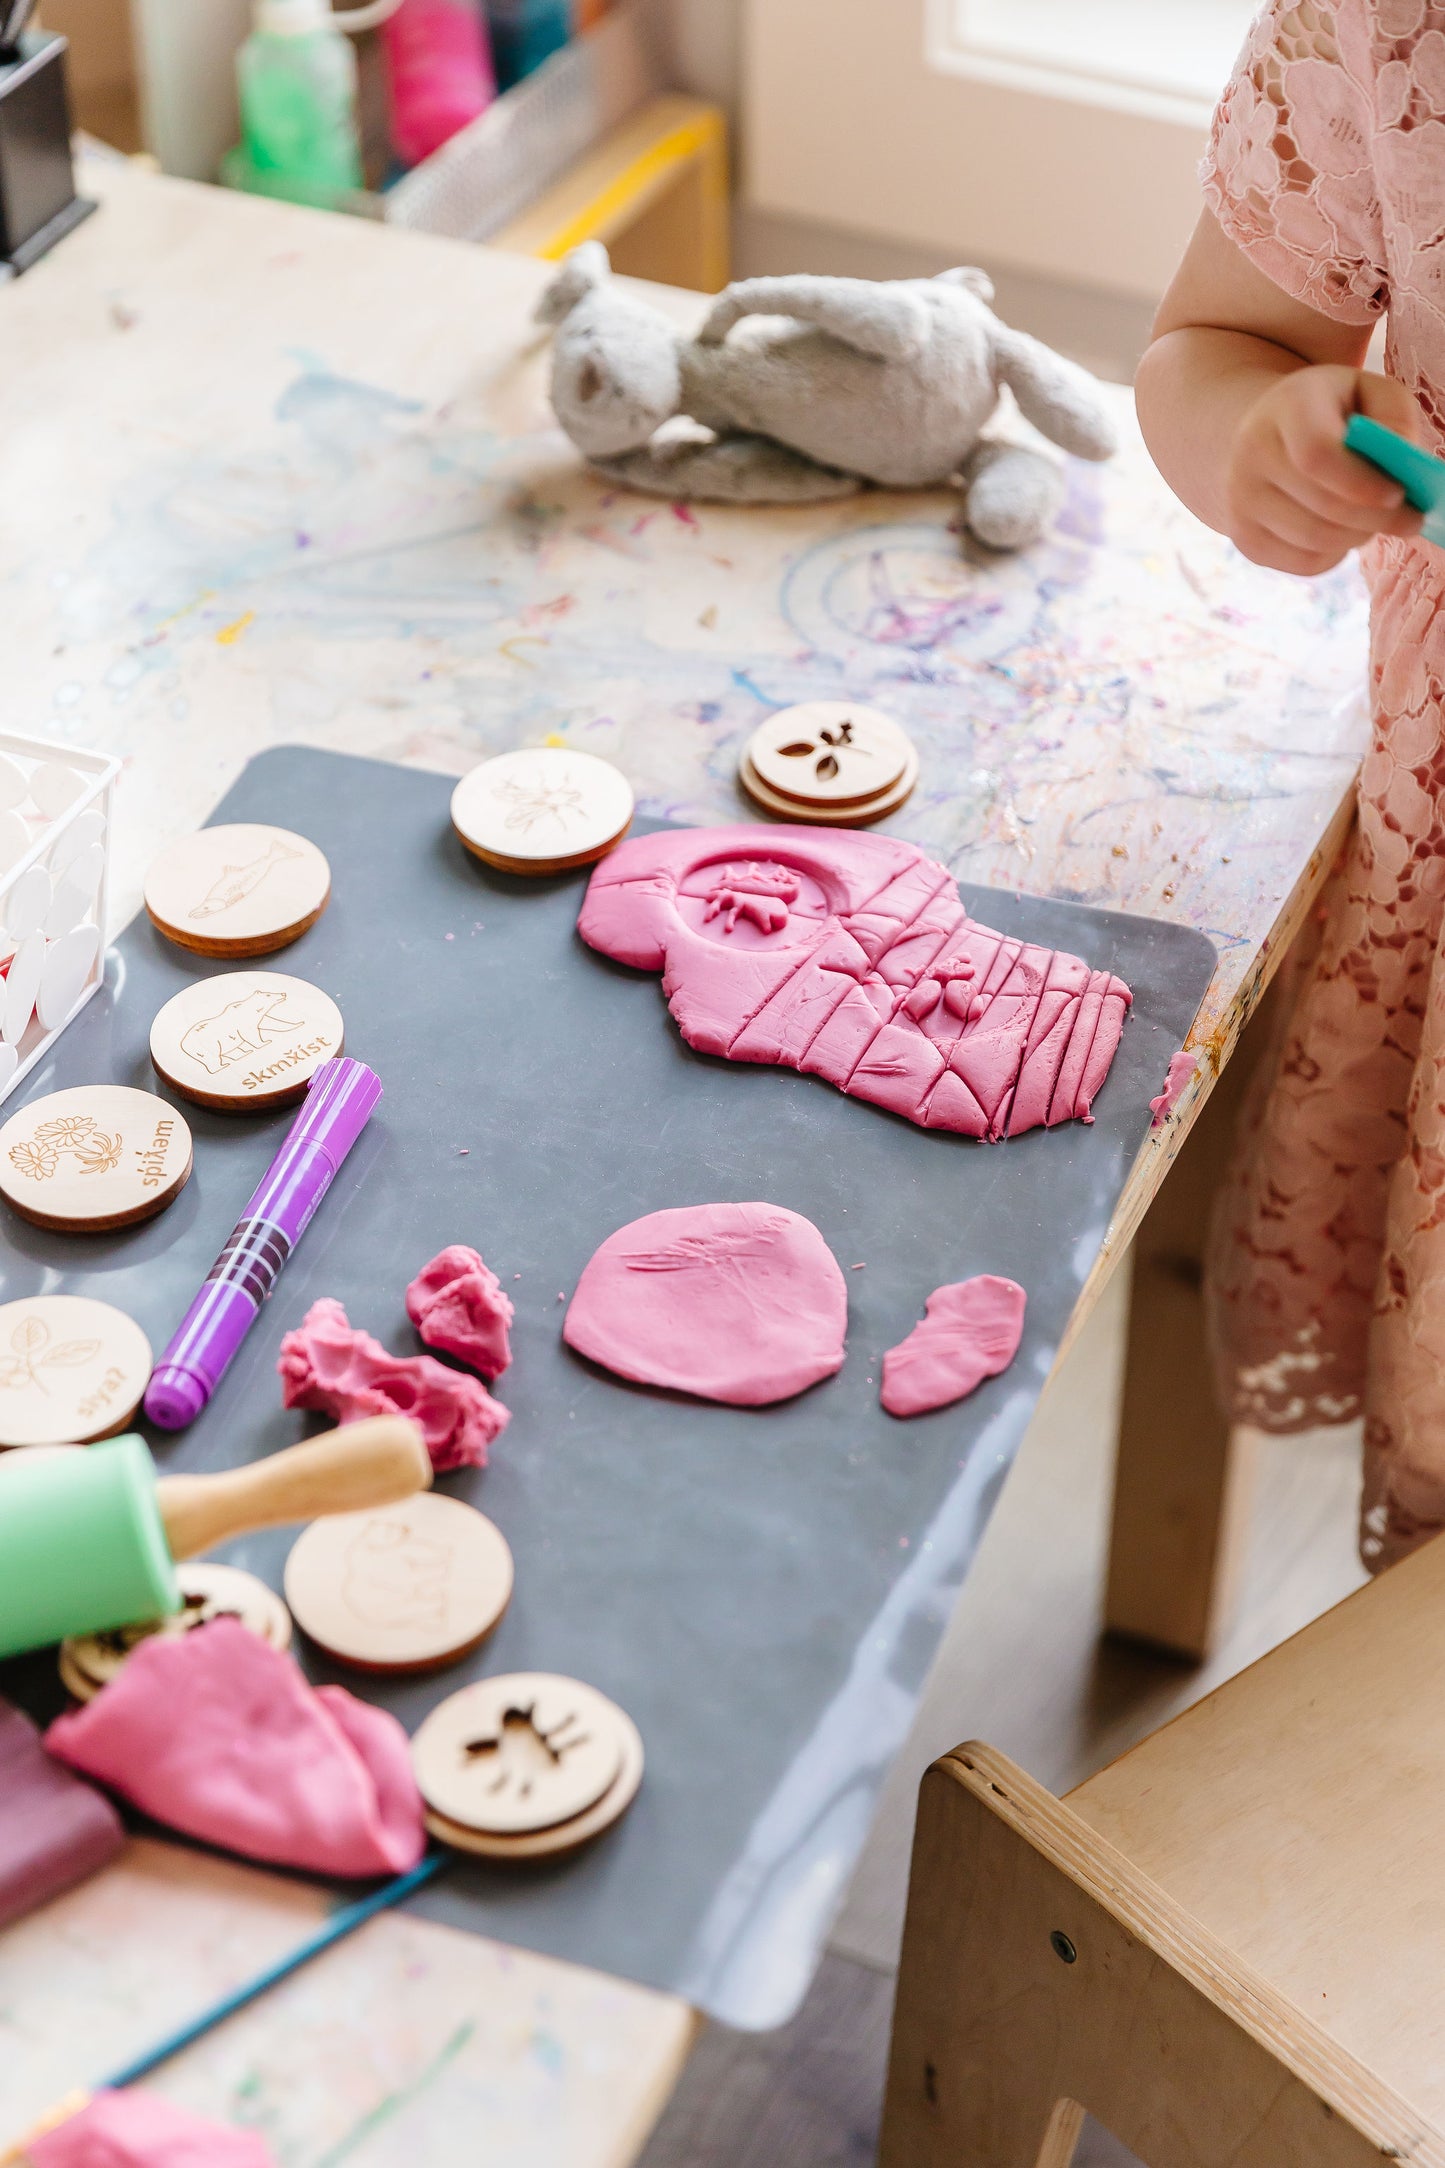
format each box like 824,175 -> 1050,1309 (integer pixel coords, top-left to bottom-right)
564,1201 -> 847,1406
1149,1048 -> 1197,1127
279,1295 -> 509,1472
0,1696 -> 123,1930
406,1244 -> 513,1379
578,825 -> 1132,1142
29,2090 -> 276,2168
881,1276 -> 1027,1418
45,1617 -> 425,1880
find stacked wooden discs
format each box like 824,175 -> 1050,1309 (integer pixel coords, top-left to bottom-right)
0,1295 -> 152,1447
145,825 -> 332,959
59,1563 -> 292,1702
150,971 -> 344,1112
284,1495 -> 513,1675
0,1084 -> 193,1231
413,1673 -> 644,1860
740,702 -> 918,826
451,748 -> 634,875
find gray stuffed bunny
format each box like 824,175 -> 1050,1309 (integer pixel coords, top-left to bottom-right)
537,242 -> 1118,550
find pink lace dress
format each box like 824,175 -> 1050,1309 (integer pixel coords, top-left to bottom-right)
1203,0 -> 1445,1567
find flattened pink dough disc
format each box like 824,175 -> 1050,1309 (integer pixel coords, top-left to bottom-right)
564,1202 -> 847,1405
406,1244 -> 514,1379
45,1617 -> 426,1879
279,1296 -> 510,1471
29,2090 -> 276,2168
578,826 -> 1133,1141
881,1276 -> 1027,1418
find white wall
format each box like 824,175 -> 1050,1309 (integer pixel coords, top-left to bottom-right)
667,0 -> 743,115
741,0 -> 1209,303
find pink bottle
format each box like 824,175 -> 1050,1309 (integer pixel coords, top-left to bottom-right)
383,0 -> 496,168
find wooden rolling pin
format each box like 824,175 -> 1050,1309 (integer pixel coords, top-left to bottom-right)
0,1418 -> 431,1659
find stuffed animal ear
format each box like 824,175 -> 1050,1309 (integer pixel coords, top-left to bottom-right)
991,326 -> 1118,462
535,240 -> 613,327
935,265 -> 996,305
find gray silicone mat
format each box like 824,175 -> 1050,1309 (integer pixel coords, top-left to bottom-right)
0,747 -> 1215,2029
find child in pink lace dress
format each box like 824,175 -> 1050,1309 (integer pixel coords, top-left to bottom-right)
1136,0 -> 1445,1570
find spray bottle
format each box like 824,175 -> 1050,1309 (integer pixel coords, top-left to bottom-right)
236,0 -> 403,200
382,0 -> 495,168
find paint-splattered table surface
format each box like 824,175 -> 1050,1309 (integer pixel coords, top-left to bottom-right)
0,157 -> 1371,2159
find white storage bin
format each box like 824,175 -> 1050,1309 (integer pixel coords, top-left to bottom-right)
0,734 -> 118,1105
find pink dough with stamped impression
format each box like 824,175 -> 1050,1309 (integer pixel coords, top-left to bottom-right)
578,826 -> 1132,1140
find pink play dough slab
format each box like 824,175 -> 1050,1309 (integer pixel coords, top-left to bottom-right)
881,1276 -> 1027,1418
29,2091 -> 274,2168
578,827 -> 1132,1140
45,1618 -> 425,1878
406,1244 -> 514,1379
564,1202 -> 848,1405
279,1296 -> 509,1471
0,1695 -> 123,1929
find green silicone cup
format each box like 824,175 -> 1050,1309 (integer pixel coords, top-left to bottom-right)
0,1433 -> 181,1659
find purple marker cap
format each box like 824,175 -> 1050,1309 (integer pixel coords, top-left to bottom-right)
144,1058 -> 383,1431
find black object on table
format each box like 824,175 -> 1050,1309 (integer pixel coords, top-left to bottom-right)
0,25 -> 94,277
0,747 -> 1216,2030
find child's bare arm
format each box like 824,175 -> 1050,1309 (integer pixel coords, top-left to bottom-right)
1135,209 -> 1424,574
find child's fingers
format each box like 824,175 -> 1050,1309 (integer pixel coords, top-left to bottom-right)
1272,461 -> 1423,538
1355,369 -> 1427,441
1254,482 -> 1361,556
1233,515 -> 1345,576
1279,391 -> 1410,509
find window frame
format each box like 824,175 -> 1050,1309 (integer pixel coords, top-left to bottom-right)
925,0 -> 1255,127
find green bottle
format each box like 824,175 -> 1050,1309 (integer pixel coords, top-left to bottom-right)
236,0 -> 401,202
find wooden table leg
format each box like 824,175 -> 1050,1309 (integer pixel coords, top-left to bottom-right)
1103,1017 -> 1271,1663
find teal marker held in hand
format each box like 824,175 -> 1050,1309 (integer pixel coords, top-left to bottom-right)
1344,413 -> 1445,547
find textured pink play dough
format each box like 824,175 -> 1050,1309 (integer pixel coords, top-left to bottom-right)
279,1296 -> 509,1471
564,1202 -> 847,1405
881,1276 -> 1027,1418
1149,1048 -> 1197,1127
29,2091 -> 275,2168
406,1244 -> 514,1379
45,1618 -> 426,1878
579,827 -> 1132,1141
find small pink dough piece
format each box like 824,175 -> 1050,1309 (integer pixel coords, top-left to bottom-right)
881,1276 -> 1027,1418
564,1202 -> 847,1406
0,1696 -> 123,1929
45,1618 -> 425,1879
1149,1048 -> 1198,1127
29,2090 -> 275,2168
406,1244 -> 514,1379
279,1296 -> 509,1472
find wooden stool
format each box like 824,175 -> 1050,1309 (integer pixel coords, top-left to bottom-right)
880,1529 -> 1445,2168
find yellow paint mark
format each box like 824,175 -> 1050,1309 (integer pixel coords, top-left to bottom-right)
499,636 -> 547,668
216,611 -> 255,647
544,732 -> 568,748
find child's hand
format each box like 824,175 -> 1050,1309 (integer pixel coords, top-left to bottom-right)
1226,366 -> 1426,574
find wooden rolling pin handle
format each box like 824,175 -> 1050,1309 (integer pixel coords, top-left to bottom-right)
154,1417 -> 432,1562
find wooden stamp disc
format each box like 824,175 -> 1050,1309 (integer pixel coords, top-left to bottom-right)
61,1562 -> 293,1700
0,1085 -> 193,1231
0,1295 -> 152,1447
451,750 -> 634,875
424,1704 -> 644,1860
411,1673 -> 628,1836
745,703 -> 915,811
149,972 -> 344,1112
145,825 -> 332,959
739,743 -> 919,828
284,1494 -> 513,1675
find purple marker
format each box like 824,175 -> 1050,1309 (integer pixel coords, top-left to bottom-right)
144,1058 -> 382,1430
